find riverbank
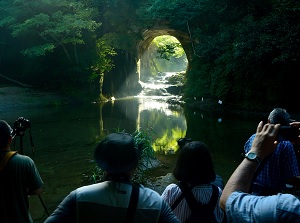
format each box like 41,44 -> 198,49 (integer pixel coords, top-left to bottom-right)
2,86 -> 300,121
0,86 -> 91,119
182,98 -> 271,118
0,86 -> 72,110
0,86 -> 295,121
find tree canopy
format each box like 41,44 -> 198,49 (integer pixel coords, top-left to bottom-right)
0,0 -> 299,110
140,0 -> 300,111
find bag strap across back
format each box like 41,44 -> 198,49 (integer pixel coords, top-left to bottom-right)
124,184 -> 140,223
0,151 -> 17,172
171,183 -> 219,212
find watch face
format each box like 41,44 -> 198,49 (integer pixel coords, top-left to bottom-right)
247,152 -> 256,159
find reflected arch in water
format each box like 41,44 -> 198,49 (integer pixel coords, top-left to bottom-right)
136,98 -> 187,154
97,98 -> 187,154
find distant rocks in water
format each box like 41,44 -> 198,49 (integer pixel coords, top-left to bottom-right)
166,97 -> 184,105
165,85 -> 182,95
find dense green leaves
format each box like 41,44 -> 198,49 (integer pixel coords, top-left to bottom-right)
3,0 -> 100,62
0,0 -> 103,89
0,0 -> 299,110
153,36 -> 185,60
154,0 -> 300,110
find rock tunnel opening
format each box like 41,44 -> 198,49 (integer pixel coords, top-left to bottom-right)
138,35 -> 188,82
137,29 -> 192,83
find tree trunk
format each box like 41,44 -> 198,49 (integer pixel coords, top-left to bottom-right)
99,72 -> 106,101
60,44 -> 73,64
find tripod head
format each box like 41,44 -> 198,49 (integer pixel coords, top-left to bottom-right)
13,117 -> 31,137
12,117 -> 34,155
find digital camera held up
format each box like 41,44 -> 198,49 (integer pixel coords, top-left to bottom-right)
277,126 -> 300,142
13,117 -> 31,136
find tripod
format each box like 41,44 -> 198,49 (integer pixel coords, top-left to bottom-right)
13,126 -> 50,217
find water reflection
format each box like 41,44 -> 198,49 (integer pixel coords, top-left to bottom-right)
3,98 -> 265,223
100,97 -> 187,154
135,98 -> 187,153
3,97 -> 188,222
2,72 -> 276,222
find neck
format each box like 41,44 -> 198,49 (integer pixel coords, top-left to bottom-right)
104,173 -> 131,182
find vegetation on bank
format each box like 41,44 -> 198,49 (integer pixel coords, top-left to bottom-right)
0,0 -> 299,111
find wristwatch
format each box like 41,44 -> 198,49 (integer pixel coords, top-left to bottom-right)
244,151 -> 260,165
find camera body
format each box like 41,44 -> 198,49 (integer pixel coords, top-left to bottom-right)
177,137 -> 192,148
277,126 -> 299,141
13,117 -> 31,135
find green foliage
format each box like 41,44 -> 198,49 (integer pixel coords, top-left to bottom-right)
0,0 -> 105,89
138,0 -> 214,29
3,0 -> 101,61
153,35 -> 185,60
0,0 -> 299,109
132,129 -> 156,167
91,36 -> 117,76
166,72 -> 186,85
147,35 -> 187,74
175,0 -> 300,109
21,44 -> 55,57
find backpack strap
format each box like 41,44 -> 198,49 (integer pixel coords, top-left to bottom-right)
171,182 -> 197,210
178,182 -> 199,210
205,184 -> 219,221
179,182 -> 219,213
124,183 -> 140,223
170,192 -> 185,210
0,151 -> 17,172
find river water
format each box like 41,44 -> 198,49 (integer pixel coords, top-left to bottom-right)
3,74 -> 299,222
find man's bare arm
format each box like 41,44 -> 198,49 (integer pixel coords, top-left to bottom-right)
220,122 -> 279,210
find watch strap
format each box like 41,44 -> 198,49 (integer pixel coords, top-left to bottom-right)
244,152 -> 260,165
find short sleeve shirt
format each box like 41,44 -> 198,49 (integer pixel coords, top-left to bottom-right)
226,191 -> 300,222
0,152 -> 43,223
244,134 -> 299,192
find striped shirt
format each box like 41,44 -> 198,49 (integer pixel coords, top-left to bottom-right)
244,134 -> 300,193
161,183 -> 224,223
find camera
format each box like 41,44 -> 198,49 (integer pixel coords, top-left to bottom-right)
277,126 -> 299,141
13,117 -> 31,135
177,137 -> 192,148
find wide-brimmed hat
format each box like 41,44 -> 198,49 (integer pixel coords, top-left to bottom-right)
94,132 -> 138,174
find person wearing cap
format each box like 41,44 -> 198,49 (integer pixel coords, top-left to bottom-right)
0,120 -> 43,223
44,132 -> 180,223
243,108 -> 299,195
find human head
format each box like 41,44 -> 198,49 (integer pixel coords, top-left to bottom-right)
268,108 -> 291,126
94,132 -> 138,175
0,120 -> 13,150
173,141 -> 216,185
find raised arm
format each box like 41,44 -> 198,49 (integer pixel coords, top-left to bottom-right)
220,121 -> 280,210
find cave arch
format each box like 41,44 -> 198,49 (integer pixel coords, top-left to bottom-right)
137,29 -> 192,80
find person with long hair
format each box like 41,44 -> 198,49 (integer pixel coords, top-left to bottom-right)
161,140 -> 224,223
